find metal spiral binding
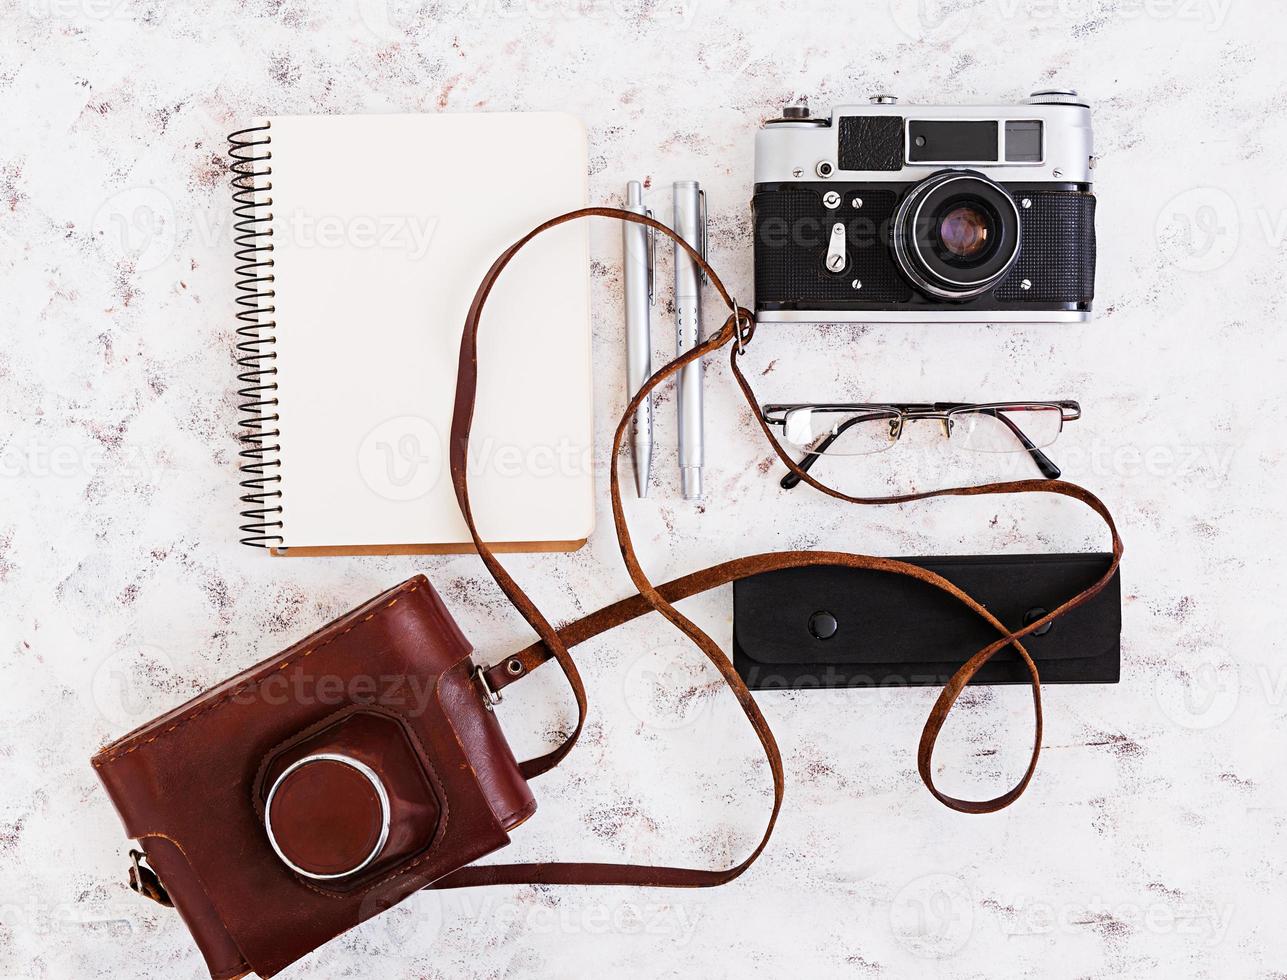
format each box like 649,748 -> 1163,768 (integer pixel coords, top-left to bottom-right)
228,123 -> 283,548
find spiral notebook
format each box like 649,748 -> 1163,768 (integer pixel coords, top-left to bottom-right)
228,113 -> 595,555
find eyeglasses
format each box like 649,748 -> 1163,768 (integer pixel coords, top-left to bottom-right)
761,401 -> 1081,489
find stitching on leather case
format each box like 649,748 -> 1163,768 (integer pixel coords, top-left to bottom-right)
432,658 -> 506,829
92,581 -> 424,768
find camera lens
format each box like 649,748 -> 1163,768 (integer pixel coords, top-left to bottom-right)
892,171 -> 1021,300
938,205 -> 991,259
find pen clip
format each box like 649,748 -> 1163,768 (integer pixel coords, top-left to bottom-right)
644,206 -> 656,305
698,189 -> 708,284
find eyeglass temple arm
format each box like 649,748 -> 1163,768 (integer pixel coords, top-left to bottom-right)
780,452 -> 819,490
779,413 -> 887,490
980,408 -> 1062,480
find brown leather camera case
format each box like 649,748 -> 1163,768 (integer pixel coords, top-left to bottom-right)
91,576 -> 535,979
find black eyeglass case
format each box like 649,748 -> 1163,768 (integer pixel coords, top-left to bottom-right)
732,553 -> 1120,690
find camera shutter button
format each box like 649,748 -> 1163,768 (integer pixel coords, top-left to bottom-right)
265,754 -> 391,880
1025,89 -> 1087,106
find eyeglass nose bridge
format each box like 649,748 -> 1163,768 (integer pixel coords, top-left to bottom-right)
885,407 -> 953,440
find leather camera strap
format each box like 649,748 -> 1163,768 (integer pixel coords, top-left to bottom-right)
432,207 -> 1122,891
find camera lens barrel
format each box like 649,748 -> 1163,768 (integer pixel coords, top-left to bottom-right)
891,171 -> 1022,300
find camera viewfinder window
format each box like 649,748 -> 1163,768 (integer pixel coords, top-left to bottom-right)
1005,120 -> 1044,163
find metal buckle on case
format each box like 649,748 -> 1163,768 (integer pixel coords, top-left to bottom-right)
473,664 -> 502,710
128,849 -> 172,907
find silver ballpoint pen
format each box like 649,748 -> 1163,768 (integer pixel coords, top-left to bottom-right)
672,180 -> 706,500
623,181 -> 654,498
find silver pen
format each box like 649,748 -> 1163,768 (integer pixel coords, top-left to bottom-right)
672,180 -> 706,500
623,181 -> 654,498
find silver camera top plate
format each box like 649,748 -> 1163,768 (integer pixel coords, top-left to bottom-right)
755,91 -> 1094,186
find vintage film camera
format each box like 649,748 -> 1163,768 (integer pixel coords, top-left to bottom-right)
752,90 -> 1096,322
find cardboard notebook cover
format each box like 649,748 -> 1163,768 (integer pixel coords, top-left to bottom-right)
229,112 -> 594,555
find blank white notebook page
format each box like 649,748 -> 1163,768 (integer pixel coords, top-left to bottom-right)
265,112 -> 593,549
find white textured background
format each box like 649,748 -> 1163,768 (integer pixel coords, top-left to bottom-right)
2,0 -> 1285,977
